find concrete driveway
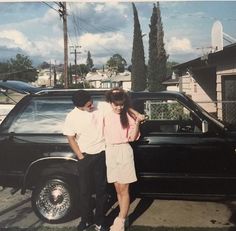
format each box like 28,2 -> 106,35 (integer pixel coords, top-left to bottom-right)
0,187 -> 236,229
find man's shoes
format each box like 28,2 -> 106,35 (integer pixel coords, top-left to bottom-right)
94,224 -> 107,231
77,221 -> 93,231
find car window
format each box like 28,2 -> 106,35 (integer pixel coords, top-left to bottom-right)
136,99 -> 201,134
8,96 -> 104,134
144,99 -> 191,121
0,89 -> 25,104
9,97 -> 73,134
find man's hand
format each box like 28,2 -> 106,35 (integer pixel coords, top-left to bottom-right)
67,136 -> 85,160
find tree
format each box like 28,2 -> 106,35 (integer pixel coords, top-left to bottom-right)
7,54 -> 37,82
78,64 -> 89,77
131,3 -> 146,92
86,51 -> 94,71
38,61 -> 50,69
70,64 -> 89,78
0,62 -> 9,80
167,61 -> 179,77
147,2 -> 168,92
156,2 -> 168,90
0,62 -> 9,72
106,54 -> 127,73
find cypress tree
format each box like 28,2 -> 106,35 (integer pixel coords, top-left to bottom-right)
86,51 -> 94,71
147,3 -> 158,92
156,2 -> 168,91
131,2 -> 146,92
148,2 -> 168,92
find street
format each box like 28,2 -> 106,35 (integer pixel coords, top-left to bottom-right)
0,187 -> 236,229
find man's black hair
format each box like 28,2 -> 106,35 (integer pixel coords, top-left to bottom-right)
72,90 -> 91,107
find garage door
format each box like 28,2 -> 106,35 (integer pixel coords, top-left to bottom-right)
222,75 -> 236,127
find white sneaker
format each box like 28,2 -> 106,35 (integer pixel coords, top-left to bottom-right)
95,224 -> 107,231
109,217 -> 125,231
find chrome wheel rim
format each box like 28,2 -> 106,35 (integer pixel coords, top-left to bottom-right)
35,180 -> 71,221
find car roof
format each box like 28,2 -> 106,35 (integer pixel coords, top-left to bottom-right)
34,89 -> 186,103
0,80 -> 185,99
0,80 -> 42,94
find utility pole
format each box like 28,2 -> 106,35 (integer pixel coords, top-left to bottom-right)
53,60 -> 57,86
59,2 -> 68,88
49,60 -> 52,87
70,45 -> 81,84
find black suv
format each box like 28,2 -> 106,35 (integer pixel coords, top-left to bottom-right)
0,81 -> 236,223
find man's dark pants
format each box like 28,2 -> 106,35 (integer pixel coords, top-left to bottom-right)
78,151 -> 107,226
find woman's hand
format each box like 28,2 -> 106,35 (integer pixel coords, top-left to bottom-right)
136,113 -> 146,122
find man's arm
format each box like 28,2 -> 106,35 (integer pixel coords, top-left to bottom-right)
67,135 -> 84,160
97,101 -> 146,122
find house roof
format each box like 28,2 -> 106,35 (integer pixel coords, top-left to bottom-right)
110,73 -> 131,82
101,71 -> 131,83
162,78 -> 179,85
174,43 -> 236,72
86,72 -> 107,81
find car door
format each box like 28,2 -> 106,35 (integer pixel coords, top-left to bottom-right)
132,96 -> 235,197
0,96 -> 73,187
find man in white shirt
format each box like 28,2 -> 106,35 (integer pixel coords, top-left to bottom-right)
63,90 -> 106,231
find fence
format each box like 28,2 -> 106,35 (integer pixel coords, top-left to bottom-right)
144,100 -> 236,128
196,100 -> 236,128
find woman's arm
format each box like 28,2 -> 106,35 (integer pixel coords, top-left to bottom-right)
128,117 -> 142,142
128,108 -> 146,121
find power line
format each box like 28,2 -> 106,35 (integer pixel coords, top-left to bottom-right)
42,2 -> 59,13
42,1 -> 69,88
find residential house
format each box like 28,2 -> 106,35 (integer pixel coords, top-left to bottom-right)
36,68 -> 63,87
174,43 -> 236,126
101,71 -> 131,90
85,70 -> 108,88
85,70 -> 132,90
162,72 -> 180,91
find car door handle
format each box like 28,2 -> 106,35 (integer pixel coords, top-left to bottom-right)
8,132 -> 15,141
140,139 -> 150,144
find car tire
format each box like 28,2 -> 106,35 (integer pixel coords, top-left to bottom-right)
31,177 -> 78,223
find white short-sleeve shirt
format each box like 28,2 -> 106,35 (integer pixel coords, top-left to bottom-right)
63,106 -> 105,154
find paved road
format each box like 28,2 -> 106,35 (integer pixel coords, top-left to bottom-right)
0,187 -> 236,229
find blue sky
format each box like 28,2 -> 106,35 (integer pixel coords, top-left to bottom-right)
0,1 -> 236,67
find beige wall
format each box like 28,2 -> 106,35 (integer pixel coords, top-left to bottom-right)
122,81 -> 131,90
166,85 -> 179,91
181,74 -> 216,114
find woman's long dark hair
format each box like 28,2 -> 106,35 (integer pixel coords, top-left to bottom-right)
105,88 -> 131,128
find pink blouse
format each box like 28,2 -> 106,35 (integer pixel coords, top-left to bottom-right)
104,110 -> 140,144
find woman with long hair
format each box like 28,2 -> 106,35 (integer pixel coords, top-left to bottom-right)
104,88 -> 142,231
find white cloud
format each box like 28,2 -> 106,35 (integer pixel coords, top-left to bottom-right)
41,8 -> 60,24
0,28 -> 64,64
68,2 -> 129,34
78,32 -> 132,65
34,37 -> 63,56
167,37 -> 194,54
0,30 -> 33,51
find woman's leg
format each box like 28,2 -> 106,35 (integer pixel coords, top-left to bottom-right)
114,182 -> 130,219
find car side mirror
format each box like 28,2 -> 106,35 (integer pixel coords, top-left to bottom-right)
202,120 -> 208,133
